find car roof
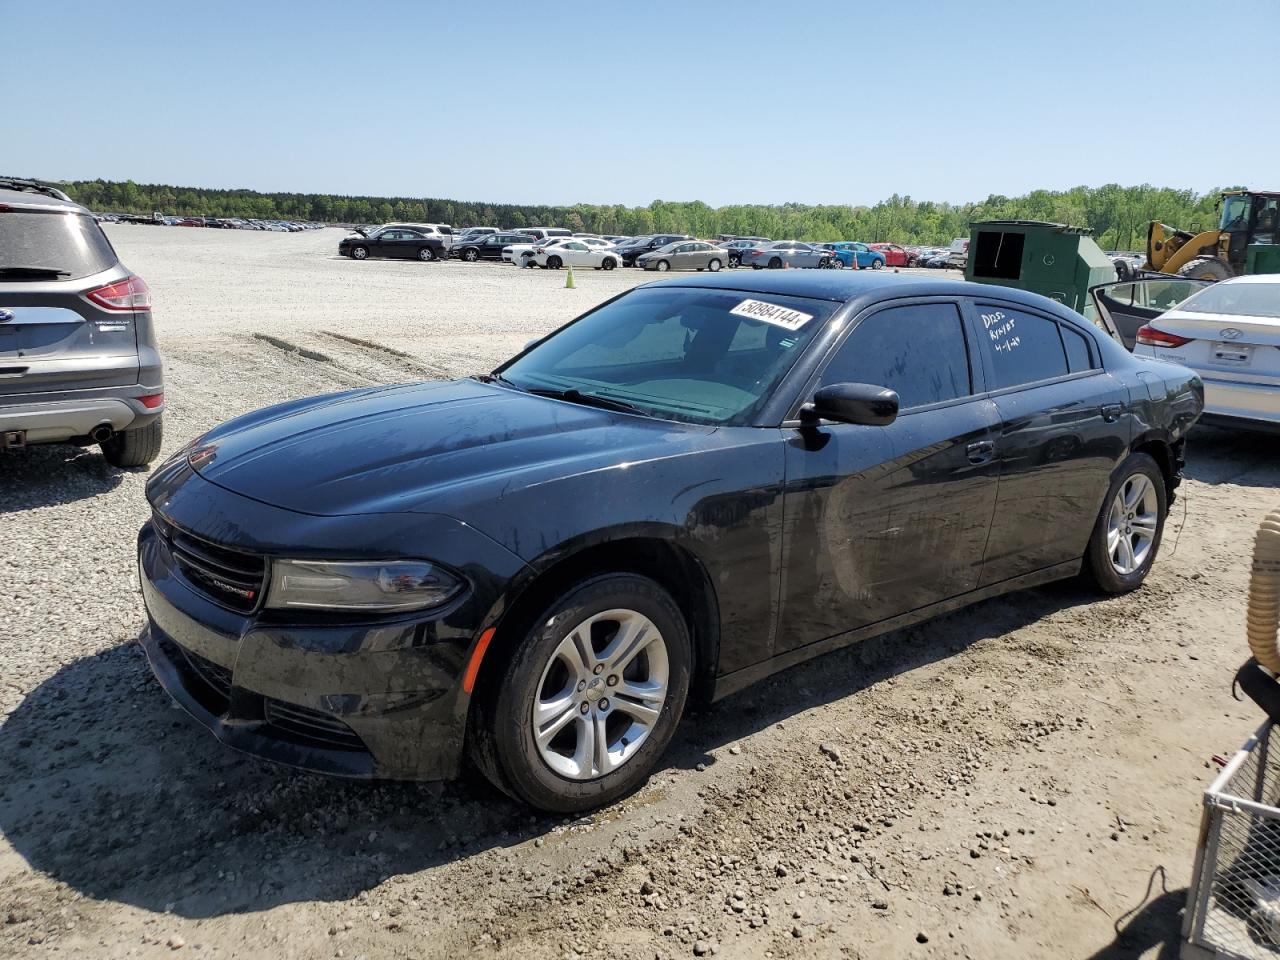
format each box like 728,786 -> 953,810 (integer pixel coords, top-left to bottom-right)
0,187 -> 87,214
642,269 -> 1083,315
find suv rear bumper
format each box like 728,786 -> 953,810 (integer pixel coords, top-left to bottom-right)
0,390 -> 162,443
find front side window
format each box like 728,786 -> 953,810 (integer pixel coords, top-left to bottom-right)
498,287 -> 835,425
976,305 -> 1069,389
819,303 -> 971,410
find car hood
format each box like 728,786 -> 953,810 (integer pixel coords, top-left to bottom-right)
187,378 -> 716,518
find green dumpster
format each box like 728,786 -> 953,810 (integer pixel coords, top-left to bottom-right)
964,220 -> 1117,318
1246,243 -> 1280,276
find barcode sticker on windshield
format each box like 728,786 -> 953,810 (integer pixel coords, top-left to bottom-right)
729,298 -> 814,331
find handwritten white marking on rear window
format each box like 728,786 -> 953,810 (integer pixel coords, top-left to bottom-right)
729,298 -> 814,332
982,310 -> 1021,354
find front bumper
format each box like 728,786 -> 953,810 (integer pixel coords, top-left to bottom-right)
136,467 -> 527,781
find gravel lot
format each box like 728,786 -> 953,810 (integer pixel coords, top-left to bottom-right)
3,225 -> 1280,959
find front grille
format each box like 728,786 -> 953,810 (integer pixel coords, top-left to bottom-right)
264,698 -> 365,751
155,513 -> 266,612
180,647 -> 233,703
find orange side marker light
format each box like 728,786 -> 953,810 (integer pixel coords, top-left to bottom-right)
462,627 -> 496,694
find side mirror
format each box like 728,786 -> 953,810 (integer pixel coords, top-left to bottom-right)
801,382 -> 898,427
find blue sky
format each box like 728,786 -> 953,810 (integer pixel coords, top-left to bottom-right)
5,1 -> 1275,208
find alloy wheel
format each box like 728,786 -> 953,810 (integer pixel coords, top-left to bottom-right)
532,608 -> 669,780
1107,474 -> 1158,575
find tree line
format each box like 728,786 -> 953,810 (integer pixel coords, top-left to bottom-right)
60,179 -> 1236,251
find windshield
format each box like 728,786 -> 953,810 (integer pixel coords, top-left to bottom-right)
497,286 -> 836,425
1220,195 -> 1252,231
0,210 -> 118,280
1177,281 -> 1280,319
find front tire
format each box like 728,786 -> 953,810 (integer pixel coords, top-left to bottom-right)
1084,452 -> 1166,593
871,258 -> 884,270
470,574 -> 691,813
101,416 -> 164,468
602,257 -> 617,270
656,260 -> 670,272
350,245 -> 369,260
728,254 -> 740,268
462,248 -> 479,262
1177,256 -> 1232,281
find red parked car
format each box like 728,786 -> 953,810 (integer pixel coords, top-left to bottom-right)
869,243 -> 910,268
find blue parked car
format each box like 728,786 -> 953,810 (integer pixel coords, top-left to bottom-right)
820,242 -> 886,270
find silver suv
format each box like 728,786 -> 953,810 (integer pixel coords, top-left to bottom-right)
0,178 -> 164,467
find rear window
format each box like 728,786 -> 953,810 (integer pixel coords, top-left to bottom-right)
0,210 -> 118,281
1179,281 -> 1280,319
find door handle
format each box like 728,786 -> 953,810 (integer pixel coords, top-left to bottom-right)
966,440 -> 996,464
1101,403 -> 1124,423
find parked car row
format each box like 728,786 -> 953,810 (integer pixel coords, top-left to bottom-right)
97,213 -> 327,231
340,219 -> 975,273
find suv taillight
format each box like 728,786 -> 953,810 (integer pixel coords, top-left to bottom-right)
1135,324 -> 1191,348
86,275 -> 151,312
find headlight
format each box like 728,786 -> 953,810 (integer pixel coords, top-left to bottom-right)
265,559 -> 463,612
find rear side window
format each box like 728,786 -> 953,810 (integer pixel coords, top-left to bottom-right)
0,210 -> 118,281
1061,324 -> 1095,372
820,303 -> 972,410
977,305 -> 1069,389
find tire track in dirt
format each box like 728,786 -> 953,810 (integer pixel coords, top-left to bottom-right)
315,330 -> 451,380
250,333 -> 399,388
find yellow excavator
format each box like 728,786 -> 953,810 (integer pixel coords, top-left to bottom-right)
1145,189 -> 1280,280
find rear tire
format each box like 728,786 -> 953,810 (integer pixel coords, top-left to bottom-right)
101,416 -> 164,468
1177,256 -> 1232,281
547,255 -> 562,270
1083,452 -> 1166,594
708,258 -> 722,272
768,257 -> 782,269
469,573 -> 691,813
417,246 -> 436,262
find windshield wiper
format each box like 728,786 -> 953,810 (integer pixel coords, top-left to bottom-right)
473,372 -> 521,389
527,387 -> 641,414
0,266 -> 71,279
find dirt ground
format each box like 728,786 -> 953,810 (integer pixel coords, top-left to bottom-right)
2,226 -> 1279,960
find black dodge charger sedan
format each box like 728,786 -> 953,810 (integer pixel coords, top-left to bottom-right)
338,227 -> 447,262
138,272 -> 1202,812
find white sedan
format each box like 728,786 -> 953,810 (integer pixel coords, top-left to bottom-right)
503,236 -> 616,266
1102,275 -> 1280,431
527,238 -> 620,270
